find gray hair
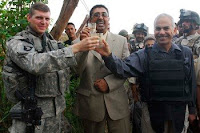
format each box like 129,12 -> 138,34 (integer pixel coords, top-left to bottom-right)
154,13 -> 175,29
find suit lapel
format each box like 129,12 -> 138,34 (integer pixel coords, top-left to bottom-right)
106,32 -> 115,53
91,50 -> 103,63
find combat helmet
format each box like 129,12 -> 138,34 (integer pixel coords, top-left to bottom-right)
132,23 -> 148,36
179,9 -> 200,26
118,29 -> 128,37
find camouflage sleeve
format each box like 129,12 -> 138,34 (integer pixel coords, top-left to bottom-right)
194,40 -> 200,56
72,38 -> 89,75
7,39 -> 77,75
194,39 -> 200,84
196,57 -> 200,85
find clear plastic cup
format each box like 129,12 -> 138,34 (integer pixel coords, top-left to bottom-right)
96,33 -> 104,48
87,23 -> 96,36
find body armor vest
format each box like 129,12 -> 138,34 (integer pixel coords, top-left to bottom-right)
3,29 -> 69,102
139,46 -> 191,102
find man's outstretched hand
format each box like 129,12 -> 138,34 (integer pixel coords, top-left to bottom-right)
72,36 -> 99,54
95,40 -> 111,57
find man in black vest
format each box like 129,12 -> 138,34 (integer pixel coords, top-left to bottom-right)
95,13 -> 196,133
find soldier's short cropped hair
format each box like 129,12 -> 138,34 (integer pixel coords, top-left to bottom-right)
67,22 -> 76,29
89,4 -> 109,18
29,2 -> 50,16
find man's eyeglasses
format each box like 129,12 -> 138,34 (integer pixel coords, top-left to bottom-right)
92,12 -> 109,18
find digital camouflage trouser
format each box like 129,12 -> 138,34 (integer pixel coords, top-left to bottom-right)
9,113 -> 63,133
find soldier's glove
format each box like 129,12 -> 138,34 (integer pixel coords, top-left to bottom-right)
131,84 -> 139,102
94,79 -> 109,93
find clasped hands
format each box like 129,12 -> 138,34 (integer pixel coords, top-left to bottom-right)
94,79 -> 109,93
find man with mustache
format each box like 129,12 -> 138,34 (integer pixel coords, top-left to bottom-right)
95,13 -> 196,133
74,4 -> 130,133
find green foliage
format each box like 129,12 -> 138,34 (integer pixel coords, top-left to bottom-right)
0,0 -> 28,65
65,75 -> 84,133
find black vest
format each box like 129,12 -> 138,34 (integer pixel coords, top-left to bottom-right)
139,45 -> 191,102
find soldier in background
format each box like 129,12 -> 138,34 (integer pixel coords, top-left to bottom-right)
118,29 -> 132,52
177,20 -> 184,38
128,23 -> 148,133
197,26 -> 200,34
118,29 -> 130,41
175,9 -> 200,133
144,35 -> 156,47
64,22 -> 77,46
129,23 -> 148,53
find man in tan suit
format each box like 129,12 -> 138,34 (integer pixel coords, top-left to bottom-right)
74,4 -> 130,133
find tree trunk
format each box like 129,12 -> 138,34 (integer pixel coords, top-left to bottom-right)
50,0 -> 79,40
76,15 -> 89,37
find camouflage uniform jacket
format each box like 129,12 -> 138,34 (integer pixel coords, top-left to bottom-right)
175,32 -> 200,59
129,39 -> 145,54
3,26 -> 76,118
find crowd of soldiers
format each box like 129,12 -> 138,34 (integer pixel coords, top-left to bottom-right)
2,1 -> 200,133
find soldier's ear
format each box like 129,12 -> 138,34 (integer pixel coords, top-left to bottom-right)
27,14 -> 31,22
172,27 -> 177,36
173,27 -> 177,35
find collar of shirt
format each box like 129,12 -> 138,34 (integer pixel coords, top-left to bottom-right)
186,32 -> 199,41
27,26 -> 44,38
152,43 -> 181,53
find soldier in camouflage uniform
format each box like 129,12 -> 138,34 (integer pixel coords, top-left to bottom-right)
128,23 -> 148,133
118,29 -> 130,41
129,23 -> 148,53
175,9 -> 200,62
175,9 -> 200,133
2,2 -> 99,133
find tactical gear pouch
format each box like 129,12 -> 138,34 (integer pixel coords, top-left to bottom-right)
2,59 -> 28,103
35,68 -> 70,97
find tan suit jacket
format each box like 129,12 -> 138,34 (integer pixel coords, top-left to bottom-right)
74,32 -> 130,122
